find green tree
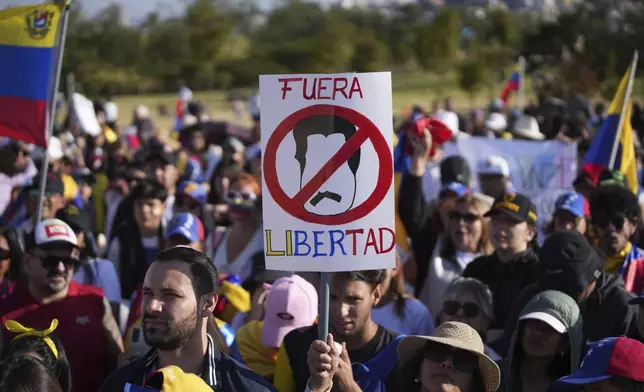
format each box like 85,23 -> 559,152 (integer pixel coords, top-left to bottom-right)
485,9 -> 520,48
457,56 -> 489,106
351,28 -> 388,72
416,8 -> 461,72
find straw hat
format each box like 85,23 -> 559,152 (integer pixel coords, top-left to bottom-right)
397,322 -> 500,392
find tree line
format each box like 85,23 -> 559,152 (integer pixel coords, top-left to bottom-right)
62,0 -> 644,99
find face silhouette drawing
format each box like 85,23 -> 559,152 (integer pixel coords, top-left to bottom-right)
293,114 -> 360,216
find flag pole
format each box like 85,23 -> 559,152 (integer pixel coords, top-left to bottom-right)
518,56 -> 526,112
35,1 -> 72,224
609,51 -> 639,170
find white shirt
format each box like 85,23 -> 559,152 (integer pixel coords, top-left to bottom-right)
422,162 -> 441,203
164,195 -> 175,223
0,159 -> 37,216
420,237 -> 480,317
212,228 -> 264,282
372,298 -> 435,335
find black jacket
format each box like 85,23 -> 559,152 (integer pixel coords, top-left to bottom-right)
99,335 -> 276,392
496,272 -> 638,357
463,249 -> 540,330
398,172 -> 442,296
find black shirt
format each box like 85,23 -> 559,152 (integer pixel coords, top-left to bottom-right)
283,324 -> 399,392
463,249 -> 540,329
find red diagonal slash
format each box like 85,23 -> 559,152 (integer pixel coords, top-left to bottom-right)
291,127 -> 370,206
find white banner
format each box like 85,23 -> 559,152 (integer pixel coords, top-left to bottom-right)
444,138 -> 578,242
260,72 -> 395,272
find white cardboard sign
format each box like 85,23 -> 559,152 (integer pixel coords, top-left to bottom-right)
260,72 -> 396,272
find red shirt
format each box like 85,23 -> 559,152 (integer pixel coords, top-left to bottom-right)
0,281 -> 109,392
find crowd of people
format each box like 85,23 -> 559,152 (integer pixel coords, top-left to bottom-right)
0,90 -> 641,392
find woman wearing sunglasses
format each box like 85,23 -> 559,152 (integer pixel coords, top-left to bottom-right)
438,277 -> 500,361
420,193 -> 494,317
209,173 -> 265,285
499,290 -> 583,392
398,321 -> 501,392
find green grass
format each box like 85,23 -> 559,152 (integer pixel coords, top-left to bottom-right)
112,71 -> 527,135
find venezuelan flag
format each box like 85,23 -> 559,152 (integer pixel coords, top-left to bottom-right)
0,3 -> 63,147
582,65 -> 638,194
500,65 -> 521,104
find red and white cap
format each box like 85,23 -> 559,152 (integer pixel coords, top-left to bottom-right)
34,219 -> 78,247
262,275 -> 318,348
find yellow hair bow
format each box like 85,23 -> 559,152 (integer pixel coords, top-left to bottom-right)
6,319 -> 59,359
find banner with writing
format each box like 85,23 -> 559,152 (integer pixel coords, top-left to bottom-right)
445,138 -> 578,242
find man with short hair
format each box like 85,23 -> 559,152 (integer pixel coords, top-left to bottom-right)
0,219 -> 124,392
477,155 -> 513,199
99,246 -> 276,391
590,185 -> 644,293
273,270 -> 401,392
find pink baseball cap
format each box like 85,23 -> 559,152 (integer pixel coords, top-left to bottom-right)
262,275 -> 318,348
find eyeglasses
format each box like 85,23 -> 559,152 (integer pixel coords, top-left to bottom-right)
593,214 -> 627,230
442,300 -> 481,318
448,211 -> 481,223
423,342 -> 479,373
40,256 -> 79,270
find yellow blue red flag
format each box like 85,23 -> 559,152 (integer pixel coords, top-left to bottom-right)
500,64 -> 520,104
582,65 -> 638,194
0,3 -> 64,147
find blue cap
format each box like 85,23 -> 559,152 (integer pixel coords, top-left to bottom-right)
177,181 -> 207,204
554,192 -> 589,218
166,213 -> 204,243
439,182 -> 470,198
554,337 -> 644,390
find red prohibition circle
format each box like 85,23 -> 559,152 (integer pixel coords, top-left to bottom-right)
263,104 -> 393,225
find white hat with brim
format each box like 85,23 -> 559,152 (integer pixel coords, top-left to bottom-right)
397,322 -> 500,392
519,312 -> 567,333
513,115 -> 544,140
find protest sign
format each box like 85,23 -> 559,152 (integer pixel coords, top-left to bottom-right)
260,73 -> 396,272
72,93 -> 101,136
444,137 -> 578,242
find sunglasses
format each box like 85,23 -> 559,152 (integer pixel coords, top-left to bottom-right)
227,190 -> 257,202
442,300 -> 481,318
176,196 -> 201,211
448,211 -> 480,223
40,256 -> 79,270
593,214 -> 626,230
0,248 -> 9,260
423,342 -> 479,373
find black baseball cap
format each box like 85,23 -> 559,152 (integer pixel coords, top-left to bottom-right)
28,171 -> 65,196
485,192 -> 537,224
538,231 -> 603,297
56,204 -> 91,233
440,155 -> 471,186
